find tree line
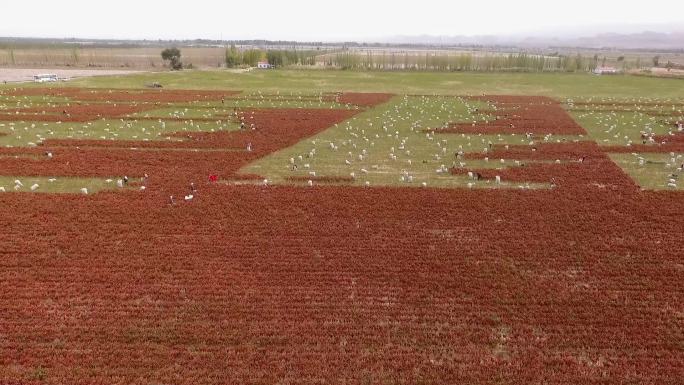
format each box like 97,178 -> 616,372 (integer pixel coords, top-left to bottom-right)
225,45 -> 319,68
154,46 -> 670,73
326,51 -> 653,72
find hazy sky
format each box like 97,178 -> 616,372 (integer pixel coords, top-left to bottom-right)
2,0 -> 683,41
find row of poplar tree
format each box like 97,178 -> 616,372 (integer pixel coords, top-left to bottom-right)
225,45 -> 317,68
328,52 -> 660,72
223,45 -> 671,72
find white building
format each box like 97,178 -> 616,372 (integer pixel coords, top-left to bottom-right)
593,66 -> 619,75
257,61 -> 273,69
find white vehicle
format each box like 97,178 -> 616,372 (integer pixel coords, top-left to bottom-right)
33,74 -> 58,83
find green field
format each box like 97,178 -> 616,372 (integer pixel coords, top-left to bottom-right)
242,95 -> 561,189
0,119 -> 236,147
0,175 -> 138,194
2,69 -> 682,98
1,69 -> 683,191
610,153 -> 683,189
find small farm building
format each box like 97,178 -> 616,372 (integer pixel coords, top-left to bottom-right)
593,66 -> 619,75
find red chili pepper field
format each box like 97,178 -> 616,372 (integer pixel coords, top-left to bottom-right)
0,88 -> 682,385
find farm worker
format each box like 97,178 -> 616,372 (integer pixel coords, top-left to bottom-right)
240,121 -> 245,130
169,195 -> 175,205
579,156 -> 586,163
678,121 -> 683,131
209,174 -> 218,182
123,176 -> 129,185
221,97 -> 225,104
247,142 -> 252,152
190,182 -> 197,193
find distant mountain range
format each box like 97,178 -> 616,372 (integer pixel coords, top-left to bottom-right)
380,31 -> 684,50
2,29 -> 683,51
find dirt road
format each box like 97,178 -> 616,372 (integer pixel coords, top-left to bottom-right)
0,68 -> 146,83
